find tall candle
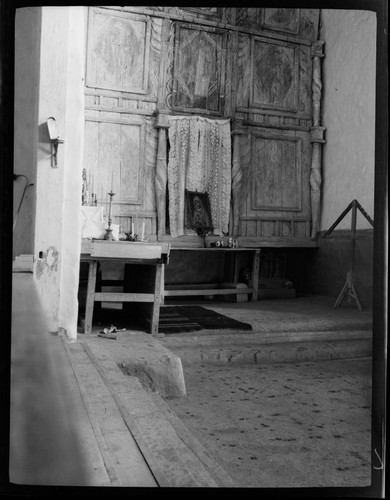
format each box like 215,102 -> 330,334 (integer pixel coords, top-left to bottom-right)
141,222 -> 145,241
132,222 -> 134,235
111,170 -> 114,192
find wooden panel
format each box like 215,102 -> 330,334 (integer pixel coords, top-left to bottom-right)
98,121 -> 121,204
252,37 -> 299,113
84,115 -> 145,208
262,9 -> 300,34
239,124 -> 311,241
172,24 -> 227,114
251,133 -> 302,211
299,9 -> 320,42
86,8 -> 151,94
83,121 -> 100,199
119,123 -> 143,203
235,8 -> 262,30
178,7 -> 223,21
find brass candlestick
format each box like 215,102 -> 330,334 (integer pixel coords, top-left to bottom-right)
104,190 -> 115,240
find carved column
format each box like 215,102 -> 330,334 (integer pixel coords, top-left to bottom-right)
310,40 -> 326,240
155,112 -> 169,238
231,127 -> 245,237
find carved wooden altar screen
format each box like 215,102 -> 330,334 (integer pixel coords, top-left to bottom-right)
83,6 -> 324,246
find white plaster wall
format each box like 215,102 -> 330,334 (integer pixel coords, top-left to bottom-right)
34,7 -> 68,332
320,10 -> 376,231
59,7 -> 85,341
33,7 -> 84,338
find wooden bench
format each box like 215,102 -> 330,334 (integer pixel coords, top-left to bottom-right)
80,239 -> 170,335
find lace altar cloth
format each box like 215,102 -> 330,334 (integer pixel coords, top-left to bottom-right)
167,116 -> 231,238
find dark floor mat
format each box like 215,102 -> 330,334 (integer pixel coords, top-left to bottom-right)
159,305 -> 252,334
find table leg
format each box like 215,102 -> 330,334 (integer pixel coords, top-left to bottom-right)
84,260 -> 97,334
160,263 -> 165,305
233,252 -> 240,284
151,263 -> 163,335
251,250 -> 260,301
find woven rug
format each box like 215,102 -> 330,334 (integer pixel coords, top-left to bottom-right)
158,305 -> 252,334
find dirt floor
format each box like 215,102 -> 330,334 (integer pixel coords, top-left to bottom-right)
163,356 -> 372,488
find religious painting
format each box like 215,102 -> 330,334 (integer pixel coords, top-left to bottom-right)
185,190 -> 213,233
252,38 -> 298,112
86,8 -> 151,94
172,24 -> 226,113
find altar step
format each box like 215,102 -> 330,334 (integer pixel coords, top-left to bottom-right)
159,328 -> 372,366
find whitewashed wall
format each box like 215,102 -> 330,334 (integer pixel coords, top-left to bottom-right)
33,7 -> 85,339
320,9 -> 377,231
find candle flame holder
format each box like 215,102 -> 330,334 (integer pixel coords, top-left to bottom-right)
104,190 -> 116,240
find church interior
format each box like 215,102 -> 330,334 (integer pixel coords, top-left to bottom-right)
5,3 -> 387,493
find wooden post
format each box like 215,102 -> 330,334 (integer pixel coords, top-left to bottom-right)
309,40 -> 326,240
151,263 -> 163,336
231,127 -> 245,238
251,249 -> 261,301
84,260 -> 98,334
155,112 -> 170,238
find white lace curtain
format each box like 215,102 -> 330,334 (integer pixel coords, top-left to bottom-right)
167,116 -> 231,238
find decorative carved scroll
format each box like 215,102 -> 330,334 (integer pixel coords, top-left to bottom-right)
155,112 -> 169,237
231,128 -> 245,237
309,40 -> 325,239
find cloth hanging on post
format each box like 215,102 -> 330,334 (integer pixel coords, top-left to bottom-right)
167,116 -> 231,238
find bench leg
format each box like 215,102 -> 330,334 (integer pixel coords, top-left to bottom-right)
251,250 -> 260,301
160,264 -> 165,305
84,261 -> 97,334
151,263 -> 163,335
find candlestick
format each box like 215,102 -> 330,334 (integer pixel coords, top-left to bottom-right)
104,189 -> 116,241
132,221 -> 134,235
141,222 -> 145,241
111,170 -> 114,192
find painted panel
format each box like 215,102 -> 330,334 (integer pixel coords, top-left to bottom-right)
252,38 -> 298,112
235,8 -> 262,30
300,9 -> 320,42
178,7 -> 222,20
173,24 -> 226,113
84,118 -> 144,207
251,133 -> 302,211
262,9 -> 300,34
119,124 -> 142,203
86,8 -> 150,94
